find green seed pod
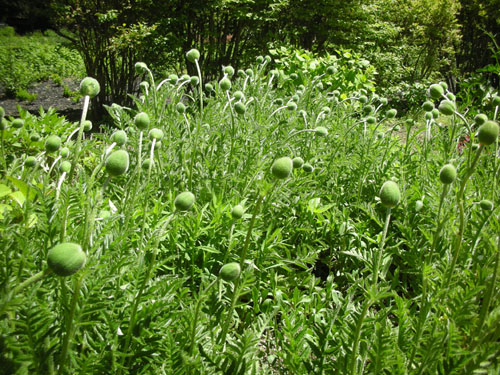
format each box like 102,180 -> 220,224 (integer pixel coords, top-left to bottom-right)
182,75 -> 191,81
333,90 -> 340,97
111,130 -> 127,146
60,147 -> 70,158
139,81 -> 149,91
422,101 -> 435,112
387,109 -> 398,118
270,69 -> 279,77
474,113 -> 488,125
30,133 -> 40,142
231,205 -> 245,220
366,116 -> 376,124
302,162 -> 314,173
379,180 -> 401,208
205,83 -> 213,92
359,95 -> 368,104
298,84 -> 305,91
219,77 -> 231,91
237,70 -> 246,78
142,158 -> 153,170
234,102 -> 246,115
134,112 -> 150,130
256,55 -> 264,64
174,191 -> 195,211
363,105 -> 375,115
425,112 -> 433,120
432,108 -> 439,119
0,106 -> 4,118
186,48 -> 200,63
315,126 -> 328,136
190,76 -> 199,86
446,93 -> 456,101
429,83 -> 444,99
233,91 -> 245,101
25,156 -> 37,168
80,77 -> 100,98
372,94 -> 380,101
292,157 -> 304,169
292,94 -> 300,102
480,199 -> 494,211
47,242 -> 86,277
169,74 -> 179,84
393,125 -> 401,131
220,262 -> 241,281
287,102 -> 297,111
296,89 -> 303,96
380,97 -> 388,105
135,62 -> 148,75
12,118 -> 24,129
265,55 -> 271,62
326,66 -> 335,74
439,164 -> 457,184
149,128 -> 164,141
438,100 -> 455,116
105,150 -> 130,177
493,96 -> 500,106
0,118 -> 7,130
59,160 -> 71,173
245,68 -> 254,77
274,98 -> 284,106
415,200 -> 424,212
290,73 -> 298,80
83,120 -> 92,132
376,131 -> 384,140
271,157 -> 293,179
176,102 -> 186,114
322,106 -> 331,114
477,121 -> 499,146
316,82 -> 324,90
439,81 -> 448,90
223,66 -> 235,77
45,135 -> 61,153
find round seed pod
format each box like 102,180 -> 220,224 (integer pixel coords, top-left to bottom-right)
438,100 -> 455,116
296,90 -> 303,96
245,68 -> 254,77
366,116 -> 376,124
190,76 -> 199,86
186,48 -> 200,63
181,75 -> 190,82
256,56 -> 264,64
439,164 -> 457,184
380,97 -> 388,105
474,113 -> 488,125
111,130 -> 127,146
45,135 -> 61,153
493,96 -> 500,107
223,66 -> 235,77
105,150 -> 130,177
359,95 -> 368,104
429,83 -> 444,99
135,62 -> 148,74
274,98 -> 284,106
176,102 -> 186,114
234,102 -> 246,115
376,132 -> 384,140
233,91 -> 245,101
363,105 -> 375,115
219,77 -> 231,91
379,180 -> 401,208
271,157 -> 293,179
47,242 -> 86,277
292,157 -> 304,169
149,128 -> 164,141
231,205 -> 245,220
25,156 -> 37,168
326,66 -> 335,74
393,125 -> 401,131
139,81 -> 149,91
169,74 -> 179,84
480,199 -> 494,211
439,81 -> 448,90
290,73 -> 298,80
80,77 -> 100,98
372,94 -> 380,101
477,121 -> 499,146
219,262 -> 241,281
431,108 -> 440,119
83,120 -> 92,132
287,102 -> 297,111
12,119 -> 24,129
174,191 -> 195,211
134,112 -> 150,130
0,106 -> 4,118
205,83 -> 213,92
422,101 -> 435,112
425,112 -> 433,120
386,109 -> 397,118
315,126 -> 328,136
298,84 -> 305,91
142,158 -> 153,170
265,55 -> 271,62
292,94 -> 300,102
415,200 -> 424,212
270,69 -> 279,77
30,133 -> 40,142
302,162 -> 314,173
59,160 -> 71,173
60,147 -> 70,158
237,70 -> 246,78
446,93 -> 456,101
0,118 -> 7,130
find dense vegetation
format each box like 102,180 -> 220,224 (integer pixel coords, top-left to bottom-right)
0,51 -> 499,373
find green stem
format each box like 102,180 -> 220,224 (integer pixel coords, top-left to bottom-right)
350,301 -> 370,375
194,59 -> 203,114
188,279 -> 217,356
373,208 -> 392,286
68,95 -> 90,182
1,128 -> 6,173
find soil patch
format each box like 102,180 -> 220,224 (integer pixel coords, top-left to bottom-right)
0,79 -> 82,122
